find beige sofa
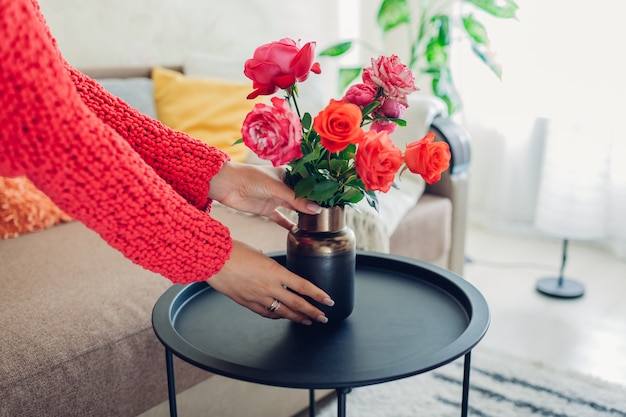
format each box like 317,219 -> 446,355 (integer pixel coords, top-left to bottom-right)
0,67 -> 470,417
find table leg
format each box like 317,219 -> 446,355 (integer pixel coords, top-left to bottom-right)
309,389 -> 316,417
461,351 -> 472,417
165,348 -> 178,417
335,388 -> 351,417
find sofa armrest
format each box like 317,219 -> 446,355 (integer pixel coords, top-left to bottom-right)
425,116 -> 471,275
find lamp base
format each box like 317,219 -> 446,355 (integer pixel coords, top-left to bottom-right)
536,277 -> 585,299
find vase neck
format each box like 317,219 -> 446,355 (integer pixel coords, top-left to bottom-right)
298,206 -> 345,232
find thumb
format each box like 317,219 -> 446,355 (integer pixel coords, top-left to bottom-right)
291,197 -> 323,215
272,177 -> 322,215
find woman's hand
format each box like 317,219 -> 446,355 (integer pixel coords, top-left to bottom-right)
208,162 -> 321,230
207,240 -> 335,325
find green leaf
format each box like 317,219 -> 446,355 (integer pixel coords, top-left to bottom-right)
293,176 -> 316,198
387,117 -> 407,127
464,0 -> 519,19
319,41 -> 353,57
344,143 -> 357,155
361,100 -> 381,118
301,112 -> 313,130
329,158 -> 349,174
364,191 -> 379,212
232,138 -> 243,145
287,159 -> 307,178
338,67 -> 362,94
425,37 -> 447,67
308,181 -> 341,202
431,66 -> 462,115
377,0 -> 411,32
338,186 -> 363,204
462,13 -> 489,45
470,42 -> 502,79
433,15 -> 450,46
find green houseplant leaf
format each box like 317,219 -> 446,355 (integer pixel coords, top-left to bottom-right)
425,36 -> 447,67
431,65 -> 461,115
470,43 -> 502,79
464,0 -> 519,19
377,0 -> 411,32
338,67 -> 363,94
319,42 -> 353,57
324,0 -> 518,114
462,13 -> 489,45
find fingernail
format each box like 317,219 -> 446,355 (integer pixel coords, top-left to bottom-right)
323,297 -> 335,307
317,315 -> 329,324
307,203 -> 322,214
302,319 -> 313,326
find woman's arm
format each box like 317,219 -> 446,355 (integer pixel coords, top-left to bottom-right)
0,0 -> 334,324
67,67 -> 228,210
0,0 -> 232,285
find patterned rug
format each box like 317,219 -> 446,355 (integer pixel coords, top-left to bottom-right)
312,347 -> 626,417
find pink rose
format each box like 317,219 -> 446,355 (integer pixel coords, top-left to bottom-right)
362,55 -> 418,106
241,97 -> 303,166
380,98 -> 407,119
244,38 -> 322,99
343,83 -> 377,108
355,130 -> 403,192
370,120 -> 397,134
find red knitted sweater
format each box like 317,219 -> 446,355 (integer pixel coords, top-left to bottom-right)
0,0 -> 233,284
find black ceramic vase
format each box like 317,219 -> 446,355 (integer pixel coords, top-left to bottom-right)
286,206 -> 356,323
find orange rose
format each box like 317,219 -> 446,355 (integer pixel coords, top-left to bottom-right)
404,132 -> 451,184
355,130 -> 403,192
313,99 -> 364,153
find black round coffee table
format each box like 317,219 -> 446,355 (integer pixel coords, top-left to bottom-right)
152,252 -> 490,417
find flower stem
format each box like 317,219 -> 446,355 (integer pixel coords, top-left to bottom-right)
288,86 -> 302,119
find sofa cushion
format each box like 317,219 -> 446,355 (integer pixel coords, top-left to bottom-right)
390,194 -> 452,264
0,222 -> 208,416
98,77 -> 158,119
151,67 -> 259,163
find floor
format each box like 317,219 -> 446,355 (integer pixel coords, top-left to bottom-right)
462,223 -> 626,386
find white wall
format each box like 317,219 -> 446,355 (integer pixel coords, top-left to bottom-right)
38,0 -> 341,69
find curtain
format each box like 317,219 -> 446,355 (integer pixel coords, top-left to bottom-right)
453,1 -> 626,259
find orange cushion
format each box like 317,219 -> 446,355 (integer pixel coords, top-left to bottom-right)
0,176 -> 72,239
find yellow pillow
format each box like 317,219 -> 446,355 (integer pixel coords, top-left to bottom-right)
152,67 -> 258,162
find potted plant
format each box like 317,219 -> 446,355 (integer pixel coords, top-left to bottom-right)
320,0 -> 519,114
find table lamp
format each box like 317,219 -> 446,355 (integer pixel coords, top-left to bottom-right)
533,118 -> 610,298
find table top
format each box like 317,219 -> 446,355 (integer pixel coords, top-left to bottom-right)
152,252 -> 490,389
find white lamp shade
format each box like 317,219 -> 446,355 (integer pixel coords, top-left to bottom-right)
534,118 -> 610,240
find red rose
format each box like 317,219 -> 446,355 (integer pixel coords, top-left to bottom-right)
404,132 -> 451,184
355,130 -> 403,192
313,99 -> 364,153
244,38 -> 321,99
241,97 -> 303,166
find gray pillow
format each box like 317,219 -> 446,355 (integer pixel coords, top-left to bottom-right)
98,78 -> 157,119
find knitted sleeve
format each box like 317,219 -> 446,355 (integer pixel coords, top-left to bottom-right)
67,67 -> 228,211
0,0 -> 233,284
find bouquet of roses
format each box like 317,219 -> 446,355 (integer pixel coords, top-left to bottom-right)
240,38 -> 451,210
